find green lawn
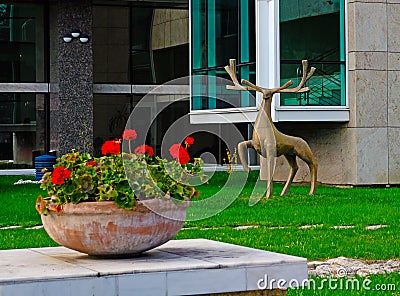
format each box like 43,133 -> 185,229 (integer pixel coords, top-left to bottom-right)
0,175 -> 42,228
0,173 -> 399,295
1,173 -> 399,259
177,172 -> 400,261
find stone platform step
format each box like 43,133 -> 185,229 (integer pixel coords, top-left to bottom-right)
0,239 -> 307,296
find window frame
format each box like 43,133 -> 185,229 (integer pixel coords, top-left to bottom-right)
190,0 -> 258,123
190,0 -> 350,123
260,0 -> 349,122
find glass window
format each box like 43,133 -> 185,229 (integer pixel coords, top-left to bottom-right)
0,93 -> 35,124
93,5 -> 189,84
131,7 -> 154,84
93,5 -> 130,83
191,0 -> 256,110
93,94 -> 132,155
0,3 -> 45,82
153,44 -> 189,84
0,93 -> 47,164
279,0 -> 346,107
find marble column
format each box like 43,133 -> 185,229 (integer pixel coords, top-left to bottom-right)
51,0 -> 93,155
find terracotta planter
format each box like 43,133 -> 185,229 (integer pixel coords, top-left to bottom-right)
41,199 -> 189,257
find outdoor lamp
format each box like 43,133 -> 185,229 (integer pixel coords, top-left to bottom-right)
62,33 -> 73,43
62,30 -> 90,44
79,33 -> 89,43
71,29 -> 81,38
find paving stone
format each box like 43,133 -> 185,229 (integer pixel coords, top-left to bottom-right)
0,239 -> 307,296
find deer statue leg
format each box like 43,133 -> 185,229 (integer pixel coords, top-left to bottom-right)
295,139 -> 318,195
238,140 -> 253,173
281,154 -> 298,196
308,159 -> 318,195
262,141 -> 276,199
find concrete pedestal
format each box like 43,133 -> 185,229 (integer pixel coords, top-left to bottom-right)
0,239 -> 307,296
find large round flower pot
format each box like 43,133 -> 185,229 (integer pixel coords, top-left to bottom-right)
41,199 -> 189,257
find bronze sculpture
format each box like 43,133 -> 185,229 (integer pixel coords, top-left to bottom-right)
225,59 -> 318,198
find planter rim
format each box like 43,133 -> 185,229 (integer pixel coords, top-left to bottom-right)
53,198 -> 191,216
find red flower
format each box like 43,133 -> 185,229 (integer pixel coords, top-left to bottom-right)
177,147 -> 190,164
122,129 -> 137,141
101,139 -> 121,155
184,136 -> 195,146
86,160 -> 97,167
169,143 -> 182,159
134,144 -> 154,157
51,166 -> 71,185
169,143 -> 190,165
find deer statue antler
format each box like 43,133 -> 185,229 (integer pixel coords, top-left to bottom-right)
224,59 -> 249,91
278,60 -> 316,93
226,59 -> 315,96
225,59 -> 318,198
240,60 -> 315,95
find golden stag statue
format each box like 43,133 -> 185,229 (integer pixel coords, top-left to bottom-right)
225,59 -> 318,198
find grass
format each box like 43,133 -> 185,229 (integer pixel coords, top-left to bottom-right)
186,171 -> 400,228
174,171 -> 400,260
176,226 -> 400,261
0,175 -> 42,227
0,172 -> 399,295
0,172 -> 399,260
0,228 -> 58,249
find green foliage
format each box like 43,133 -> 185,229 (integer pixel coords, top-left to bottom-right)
40,151 -> 96,205
39,150 -> 205,213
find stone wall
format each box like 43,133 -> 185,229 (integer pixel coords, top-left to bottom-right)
273,0 -> 400,186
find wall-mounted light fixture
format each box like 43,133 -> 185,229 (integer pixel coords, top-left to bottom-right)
62,33 -> 73,43
62,30 -> 90,43
79,33 -> 89,43
71,29 -> 81,38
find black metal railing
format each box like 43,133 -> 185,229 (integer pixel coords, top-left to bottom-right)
280,57 -> 344,107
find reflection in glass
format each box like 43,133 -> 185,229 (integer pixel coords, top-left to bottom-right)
0,3 -> 38,82
279,0 -> 345,106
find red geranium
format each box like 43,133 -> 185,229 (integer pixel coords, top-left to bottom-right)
169,143 -> 190,165
86,160 -> 97,167
169,143 -> 182,159
101,139 -> 121,155
184,136 -> 195,146
51,166 -> 71,185
122,129 -> 137,141
134,144 -> 154,157
177,147 -> 190,164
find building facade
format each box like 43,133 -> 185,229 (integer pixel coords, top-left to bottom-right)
0,0 -> 399,185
